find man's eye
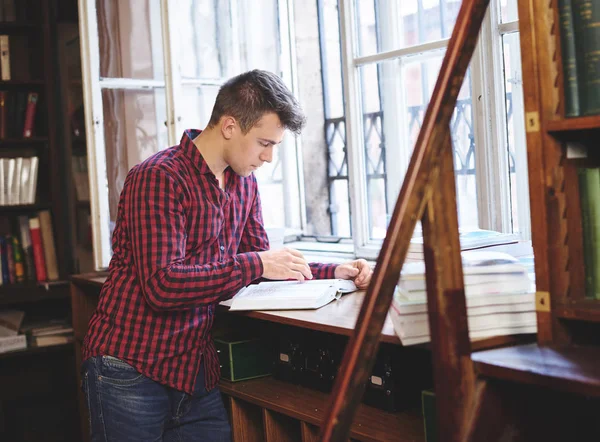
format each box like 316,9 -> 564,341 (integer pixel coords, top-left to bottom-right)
260,142 -> 270,147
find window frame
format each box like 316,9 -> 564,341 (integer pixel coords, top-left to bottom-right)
79,0 -> 302,270
337,0 -> 527,260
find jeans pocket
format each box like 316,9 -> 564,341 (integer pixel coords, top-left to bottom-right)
99,355 -> 145,386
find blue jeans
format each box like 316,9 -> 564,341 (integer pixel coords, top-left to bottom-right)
81,355 -> 231,442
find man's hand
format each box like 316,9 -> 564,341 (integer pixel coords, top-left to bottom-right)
257,248 -> 313,281
334,259 -> 372,289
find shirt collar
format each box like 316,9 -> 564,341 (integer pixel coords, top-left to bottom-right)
180,129 -> 213,175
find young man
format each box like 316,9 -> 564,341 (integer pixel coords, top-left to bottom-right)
81,69 -> 372,441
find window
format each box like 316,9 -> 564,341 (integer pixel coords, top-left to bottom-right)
302,0 -> 528,259
80,0 -> 300,269
81,0 -> 528,269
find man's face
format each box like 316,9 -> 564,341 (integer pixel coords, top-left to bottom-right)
224,112 -> 285,177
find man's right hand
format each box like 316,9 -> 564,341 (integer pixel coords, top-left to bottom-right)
257,248 -> 313,281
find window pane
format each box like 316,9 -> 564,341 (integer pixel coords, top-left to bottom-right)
179,86 -> 220,130
96,0 -> 164,79
354,0 -> 462,56
320,0 -> 344,118
101,88 -> 168,229
499,0 -> 518,23
502,32 -> 527,234
356,55 -> 477,240
255,144 -> 286,228
176,0 -> 280,80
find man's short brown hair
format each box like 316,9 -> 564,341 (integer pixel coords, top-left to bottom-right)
208,69 -> 306,134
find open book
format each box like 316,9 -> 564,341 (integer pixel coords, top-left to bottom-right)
222,279 -> 357,311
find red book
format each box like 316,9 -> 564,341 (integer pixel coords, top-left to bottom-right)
28,216 -> 47,282
0,91 -> 6,139
22,92 -> 38,138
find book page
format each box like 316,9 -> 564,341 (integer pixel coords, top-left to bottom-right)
220,279 -> 357,309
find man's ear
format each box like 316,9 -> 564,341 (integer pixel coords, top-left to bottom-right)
220,116 -> 237,140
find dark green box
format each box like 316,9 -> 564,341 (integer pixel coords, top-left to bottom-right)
214,335 -> 272,382
422,389 -> 438,442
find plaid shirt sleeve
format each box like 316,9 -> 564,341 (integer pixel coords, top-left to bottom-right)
128,167 -> 263,311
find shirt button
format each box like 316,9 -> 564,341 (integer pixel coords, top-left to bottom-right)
220,246 -> 225,251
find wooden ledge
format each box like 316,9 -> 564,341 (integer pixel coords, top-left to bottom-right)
472,344 -> 600,397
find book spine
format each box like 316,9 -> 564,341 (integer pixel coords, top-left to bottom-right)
18,215 -> 35,282
28,216 -> 47,282
558,0 -> 581,116
0,90 -> 6,139
578,168 -> 595,298
0,35 -> 10,81
581,167 -> 600,299
22,92 -> 38,138
5,234 -> 15,284
0,237 -> 8,285
572,0 -> 600,115
38,210 -> 58,281
11,235 -> 24,283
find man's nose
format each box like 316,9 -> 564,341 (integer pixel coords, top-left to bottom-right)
260,146 -> 273,163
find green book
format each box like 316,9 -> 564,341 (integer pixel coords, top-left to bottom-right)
422,390 -> 438,442
558,0 -> 581,116
572,1 -> 600,115
579,168 -> 600,299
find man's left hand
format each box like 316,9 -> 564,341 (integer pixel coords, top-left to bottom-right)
334,259 -> 373,290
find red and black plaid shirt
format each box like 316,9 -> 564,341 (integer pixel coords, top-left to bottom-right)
82,130 -> 337,394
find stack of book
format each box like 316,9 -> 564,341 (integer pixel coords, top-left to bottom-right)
21,319 -> 74,347
0,309 -> 26,353
406,228 -> 519,260
389,250 -> 536,345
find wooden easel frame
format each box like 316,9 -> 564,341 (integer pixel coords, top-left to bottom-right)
318,1 -> 491,440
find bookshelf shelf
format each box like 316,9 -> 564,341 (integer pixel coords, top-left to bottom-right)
554,299 -> 600,323
546,116 -> 600,142
219,376 -> 425,442
0,137 -> 49,145
0,203 -> 51,213
0,22 -> 40,32
0,80 -> 45,86
0,281 -> 69,306
472,344 -> 600,398
0,341 -> 73,361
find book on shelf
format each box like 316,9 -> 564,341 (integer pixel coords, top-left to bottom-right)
21,318 -> 74,347
0,156 -> 39,205
38,210 -> 58,281
389,290 -> 537,346
558,0 -> 580,116
0,35 -> 9,81
399,250 -> 531,294
559,0 -> 600,116
389,250 -> 536,346
28,216 -> 47,282
22,92 -> 38,138
0,309 -> 27,354
406,228 -> 519,259
30,334 -> 74,347
18,215 -> 35,282
578,167 -> 600,299
221,279 -> 357,311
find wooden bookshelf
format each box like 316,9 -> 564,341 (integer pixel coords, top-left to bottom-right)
0,1 -> 80,440
439,0 -> 600,439
221,377 -> 424,442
